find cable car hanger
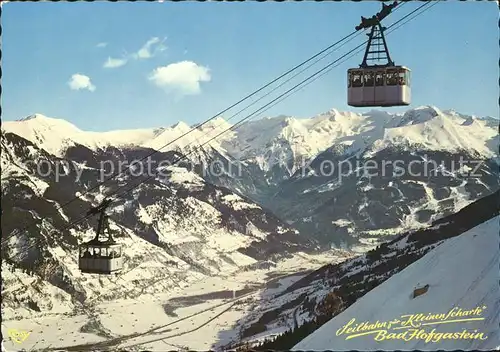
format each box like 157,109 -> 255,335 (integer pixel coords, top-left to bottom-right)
356,0 -> 398,68
86,198 -> 114,243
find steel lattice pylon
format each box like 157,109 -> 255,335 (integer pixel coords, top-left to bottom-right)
360,22 -> 394,68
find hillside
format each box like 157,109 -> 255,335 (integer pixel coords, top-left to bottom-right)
1,106 -> 498,349
266,106 -> 499,248
3,106 -> 499,249
293,215 -> 499,350
1,130 -> 316,320
221,189 -> 499,349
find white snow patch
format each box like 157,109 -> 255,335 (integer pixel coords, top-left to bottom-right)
293,216 -> 500,351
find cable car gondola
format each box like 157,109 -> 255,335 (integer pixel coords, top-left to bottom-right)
79,199 -> 123,274
347,1 -> 411,108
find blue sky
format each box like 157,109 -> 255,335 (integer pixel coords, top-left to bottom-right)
2,1 -> 498,131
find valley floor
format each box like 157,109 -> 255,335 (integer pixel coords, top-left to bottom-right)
1,250 -> 350,351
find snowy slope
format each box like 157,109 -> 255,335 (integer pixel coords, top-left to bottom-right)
218,190 -> 499,350
3,106 -> 497,170
3,106 -> 498,249
0,253 -> 347,352
219,109 -> 372,175
266,107 -> 498,247
2,114 -> 161,157
373,107 -> 498,157
1,114 -> 234,161
293,216 -> 500,351
1,106 -> 498,349
0,131 -> 313,320
143,117 -> 233,152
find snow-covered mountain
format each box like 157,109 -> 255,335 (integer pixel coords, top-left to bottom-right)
5,107 -> 497,177
1,106 -> 498,349
3,106 -> 498,249
219,189 -> 499,350
265,106 -> 499,248
3,114 -> 164,157
1,130 -> 316,320
292,215 -> 499,351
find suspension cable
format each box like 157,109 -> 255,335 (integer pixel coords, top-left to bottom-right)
4,1 -> 434,264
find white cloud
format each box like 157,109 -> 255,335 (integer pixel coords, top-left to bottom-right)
96,42 -> 108,48
102,37 -> 167,69
68,74 -> 96,92
103,57 -> 128,68
132,36 -> 167,60
134,37 -> 160,59
148,61 -> 211,96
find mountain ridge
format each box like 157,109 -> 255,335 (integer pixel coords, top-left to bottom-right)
3,106 -> 498,160
3,106 -> 499,249
1,131 -> 320,320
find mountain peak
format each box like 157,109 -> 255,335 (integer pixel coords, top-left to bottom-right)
15,113 -> 81,129
412,105 -> 442,116
328,108 -> 340,116
8,113 -> 81,133
18,113 -> 50,121
170,121 -> 190,130
203,116 -> 231,129
190,116 -> 232,132
397,105 -> 442,126
281,116 -> 297,126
